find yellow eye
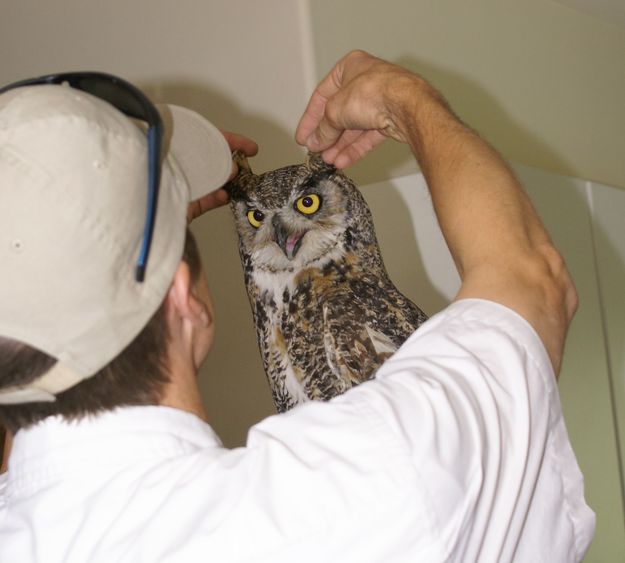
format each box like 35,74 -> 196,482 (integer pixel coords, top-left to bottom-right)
295,194 -> 321,215
247,209 -> 264,228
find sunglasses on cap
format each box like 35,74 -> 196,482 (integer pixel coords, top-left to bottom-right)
0,72 -> 163,283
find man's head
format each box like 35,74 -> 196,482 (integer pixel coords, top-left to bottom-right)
0,74 -> 231,429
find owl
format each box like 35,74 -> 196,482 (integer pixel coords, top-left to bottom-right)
226,152 -> 428,413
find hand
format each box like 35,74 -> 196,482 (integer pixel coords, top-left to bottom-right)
187,131 -> 258,223
295,50 -> 428,169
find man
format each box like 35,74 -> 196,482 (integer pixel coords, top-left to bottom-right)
0,51 -> 594,561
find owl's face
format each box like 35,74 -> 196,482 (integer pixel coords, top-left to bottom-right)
228,158 -> 351,274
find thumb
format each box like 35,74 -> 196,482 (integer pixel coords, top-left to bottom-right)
305,114 -> 343,152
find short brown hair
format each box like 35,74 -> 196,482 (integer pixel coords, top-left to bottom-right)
0,230 -> 201,432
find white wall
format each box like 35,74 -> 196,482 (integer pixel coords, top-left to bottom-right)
589,180 -> 625,506
308,0 -> 625,191
361,166 -> 625,561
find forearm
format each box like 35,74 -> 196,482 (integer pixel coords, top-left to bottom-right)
392,84 -> 544,275
388,79 -> 577,371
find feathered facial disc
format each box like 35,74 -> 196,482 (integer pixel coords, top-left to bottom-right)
226,153 -> 350,273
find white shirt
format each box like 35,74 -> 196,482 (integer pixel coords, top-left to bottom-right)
0,300 -> 595,562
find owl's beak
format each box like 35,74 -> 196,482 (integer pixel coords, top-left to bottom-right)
272,216 -> 305,260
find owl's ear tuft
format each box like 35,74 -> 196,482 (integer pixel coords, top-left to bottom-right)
225,150 -> 257,201
305,151 -> 336,175
232,150 -> 253,174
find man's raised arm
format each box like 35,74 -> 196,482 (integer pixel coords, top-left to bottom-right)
296,50 -> 577,373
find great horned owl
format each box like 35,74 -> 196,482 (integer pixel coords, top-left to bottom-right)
226,152 -> 428,413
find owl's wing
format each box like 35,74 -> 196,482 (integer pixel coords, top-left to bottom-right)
322,300 -> 399,388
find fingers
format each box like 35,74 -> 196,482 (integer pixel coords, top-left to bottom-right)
299,98 -> 386,167
295,90 -> 330,147
221,130 -> 258,181
296,83 -> 354,155
221,131 -> 258,157
296,50 -> 397,166
186,131 -> 258,224
295,54 -> 349,150
295,56 -> 347,146
187,188 -> 230,223
320,129 -> 365,164
330,130 -> 387,169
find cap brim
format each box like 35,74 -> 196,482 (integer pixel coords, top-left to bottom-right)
157,104 -> 232,201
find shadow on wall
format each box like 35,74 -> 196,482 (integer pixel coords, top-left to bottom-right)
346,54 -> 578,188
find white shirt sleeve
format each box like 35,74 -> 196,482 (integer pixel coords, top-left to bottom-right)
246,298 -> 594,562
338,298 -> 594,560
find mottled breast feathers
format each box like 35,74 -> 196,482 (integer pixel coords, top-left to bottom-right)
226,152 -> 427,413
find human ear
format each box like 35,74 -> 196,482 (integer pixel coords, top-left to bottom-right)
167,262 -> 210,328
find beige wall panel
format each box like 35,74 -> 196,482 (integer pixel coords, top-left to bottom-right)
362,165 -> 625,560
517,165 -> 625,561
308,0 -> 625,190
590,180 -> 625,510
0,0 -> 312,170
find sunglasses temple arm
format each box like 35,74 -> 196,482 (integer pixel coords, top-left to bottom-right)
135,126 -> 161,282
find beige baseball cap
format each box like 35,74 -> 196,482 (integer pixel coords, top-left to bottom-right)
0,83 -> 231,404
